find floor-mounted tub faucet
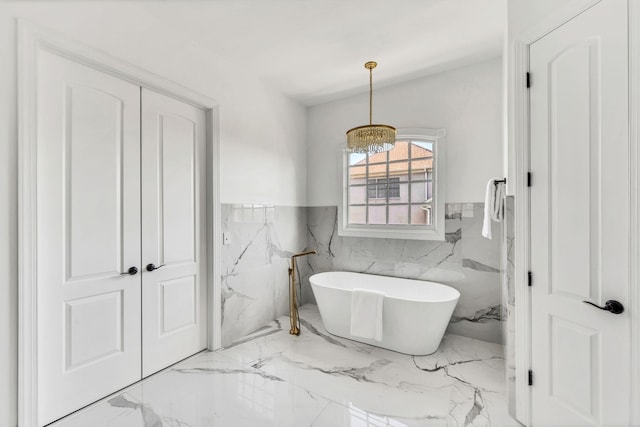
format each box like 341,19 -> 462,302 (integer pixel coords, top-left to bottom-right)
289,250 -> 317,335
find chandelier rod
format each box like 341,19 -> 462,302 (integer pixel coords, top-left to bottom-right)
369,65 -> 373,126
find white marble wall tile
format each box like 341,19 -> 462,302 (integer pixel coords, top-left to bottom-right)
304,205 -> 503,344
221,204 -> 307,346
501,195 -> 516,416
220,202 -> 503,346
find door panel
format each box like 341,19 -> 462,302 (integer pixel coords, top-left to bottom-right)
530,1 -> 630,425
548,38 -> 601,302
157,113 -> 197,264
160,276 -> 197,334
141,88 -> 207,376
65,291 -> 124,370
37,50 -> 141,426
550,317 -> 599,417
66,85 -> 126,279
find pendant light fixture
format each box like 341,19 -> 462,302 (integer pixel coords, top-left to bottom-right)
346,61 -> 396,153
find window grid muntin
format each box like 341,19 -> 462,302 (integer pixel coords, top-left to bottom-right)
385,149 -> 390,223
348,178 -> 431,187
348,202 -> 433,207
407,139 -> 412,224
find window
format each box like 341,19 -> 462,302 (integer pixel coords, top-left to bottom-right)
338,128 -> 446,240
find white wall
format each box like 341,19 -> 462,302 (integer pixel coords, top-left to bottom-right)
307,58 -> 503,206
0,2 -> 308,426
508,0 -> 597,38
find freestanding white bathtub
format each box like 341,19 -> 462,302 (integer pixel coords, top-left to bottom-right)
309,271 -> 460,355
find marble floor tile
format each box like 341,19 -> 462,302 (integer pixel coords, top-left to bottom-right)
52,352 -> 331,427
311,401 -> 449,427
51,304 -> 519,427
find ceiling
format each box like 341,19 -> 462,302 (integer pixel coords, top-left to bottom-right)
140,0 -> 506,106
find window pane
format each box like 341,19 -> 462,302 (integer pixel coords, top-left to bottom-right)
408,171 -> 426,182
368,205 -> 386,224
390,141 -> 410,162
410,181 -> 431,204
411,140 -> 433,156
411,204 -> 431,225
348,165 -> 366,185
348,152 -> 367,166
388,204 -> 409,225
388,162 -> 409,181
349,186 -> 367,205
367,150 -> 388,165
349,206 -> 366,224
390,181 -> 407,202
410,160 -> 432,176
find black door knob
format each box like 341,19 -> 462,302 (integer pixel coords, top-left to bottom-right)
582,299 -> 624,314
145,263 -> 165,272
120,266 -> 138,276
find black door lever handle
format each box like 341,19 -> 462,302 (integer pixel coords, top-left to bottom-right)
145,263 -> 165,272
582,299 -> 624,314
120,266 -> 138,276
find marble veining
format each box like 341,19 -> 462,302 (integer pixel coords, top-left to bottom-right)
51,305 -> 520,427
451,306 -> 501,324
304,204 -> 503,343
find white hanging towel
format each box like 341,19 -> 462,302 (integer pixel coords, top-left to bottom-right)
350,288 -> 385,342
482,177 -> 506,239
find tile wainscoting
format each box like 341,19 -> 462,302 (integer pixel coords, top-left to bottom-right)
303,204 -> 503,344
221,203 -> 504,347
501,195 -> 516,416
221,204 -> 308,346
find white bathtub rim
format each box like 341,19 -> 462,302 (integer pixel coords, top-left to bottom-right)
309,271 -> 460,304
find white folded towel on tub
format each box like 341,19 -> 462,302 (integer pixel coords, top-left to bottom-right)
350,288 -> 385,342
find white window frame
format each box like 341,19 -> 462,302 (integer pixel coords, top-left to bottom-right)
338,128 -> 446,240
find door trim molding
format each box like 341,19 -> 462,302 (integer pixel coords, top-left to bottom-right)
510,0 -> 609,425
629,2 -> 640,425
509,36 -> 531,425
17,20 -> 222,427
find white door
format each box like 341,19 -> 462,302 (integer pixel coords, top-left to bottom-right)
530,1 -> 630,426
141,88 -> 207,376
36,50 -> 142,425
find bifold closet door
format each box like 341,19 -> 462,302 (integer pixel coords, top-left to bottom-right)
36,50 -> 142,426
141,88 -> 207,376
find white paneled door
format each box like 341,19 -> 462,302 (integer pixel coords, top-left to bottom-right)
36,53 -> 207,426
141,89 -> 207,376
37,50 -> 142,425
530,1 -> 630,426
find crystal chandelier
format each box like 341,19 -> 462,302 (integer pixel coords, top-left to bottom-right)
346,61 -> 396,153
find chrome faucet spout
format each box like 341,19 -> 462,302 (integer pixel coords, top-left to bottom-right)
289,250 -> 317,335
